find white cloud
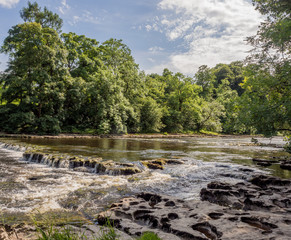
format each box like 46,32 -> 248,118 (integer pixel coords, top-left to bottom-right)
0,0 -> 19,8
147,0 -> 263,75
68,10 -> 100,26
149,46 -> 164,54
58,0 -> 70,15
147,57 -> 155,63
145,24 -> 152,31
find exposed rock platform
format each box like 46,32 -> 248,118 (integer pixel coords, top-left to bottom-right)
97,175 -> 291,239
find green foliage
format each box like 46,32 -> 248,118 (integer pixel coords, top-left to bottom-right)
139,97 -> 164,133
0,15 -> 67,134
194,65 -> 215,100
241,0 -> 291,136
248,0 -> 291,56
137,232 -> 162,240
236,0 -> 291,138
36,226 -> 83,240
20,1 -> 63,32
0,1 -> 289,139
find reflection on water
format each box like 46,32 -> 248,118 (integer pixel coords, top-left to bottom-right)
1,136 -> 289,177
0,136 -> 290,222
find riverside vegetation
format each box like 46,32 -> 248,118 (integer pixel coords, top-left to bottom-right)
0,1 -> 290,239
0,1 -> 290,146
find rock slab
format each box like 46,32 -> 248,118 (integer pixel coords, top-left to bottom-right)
97,175 -> 291,240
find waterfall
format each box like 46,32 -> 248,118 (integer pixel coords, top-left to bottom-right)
0,141 -> 143,176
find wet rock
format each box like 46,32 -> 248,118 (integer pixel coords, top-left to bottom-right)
280,161 -> 291,171
97,193 -> 210,239
142,161 -> 164,170
201,175 -> 291,212
256,161 -> 272,167
252,158 -> 278,167
21,151 -> 143,176
252,158 -> 278,164
142,157 -> 184,170
95,161 -> 142,175
250,175 -> 291,188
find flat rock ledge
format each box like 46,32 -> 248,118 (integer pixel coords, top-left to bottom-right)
97,175 -> 291,240
22,152 -> 144,175
252,157 -> 291,171
0,142 -> 185,176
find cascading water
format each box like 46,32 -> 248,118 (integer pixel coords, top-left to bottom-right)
0,136 -> 289,223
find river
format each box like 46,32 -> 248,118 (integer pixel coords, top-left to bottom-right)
0,136 -> 290,225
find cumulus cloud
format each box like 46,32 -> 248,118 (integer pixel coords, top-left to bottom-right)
147,0 -> 263,75
0,0 -> 19,8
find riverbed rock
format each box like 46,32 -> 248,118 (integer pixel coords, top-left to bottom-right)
95,160 -> 142,175
142,158 -> 184,170
97,175 -> 291,239
0,224 -> 37,240
201,175 -> 291,212
280,161 -> 291,171
252,158 -> 278,167
21,151 -> 143,176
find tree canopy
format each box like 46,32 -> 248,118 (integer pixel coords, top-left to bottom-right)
0,1 -> 290,139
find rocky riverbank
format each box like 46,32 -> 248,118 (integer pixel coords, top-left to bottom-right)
1,137 -> 290,239
97,175 -> 291,239
2,174 -> 291,239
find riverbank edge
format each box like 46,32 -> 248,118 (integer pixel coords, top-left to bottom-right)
0,132 -> 259,139
1,138 -> 290,239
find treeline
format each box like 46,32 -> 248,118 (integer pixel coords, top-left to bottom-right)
0,1 -> 290,137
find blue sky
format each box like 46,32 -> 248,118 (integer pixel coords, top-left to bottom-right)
0,0 -> 262,75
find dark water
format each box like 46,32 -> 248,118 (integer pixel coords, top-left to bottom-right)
0,136 -> 290,223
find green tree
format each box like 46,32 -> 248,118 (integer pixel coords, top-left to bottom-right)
0,3 -> 68,134
20,1 -> 63,32
62,32 -> 102,79
195,65 -> 215,100
247,0 -> 291,60
139,97 -> 164,133
240,0 -> 291,136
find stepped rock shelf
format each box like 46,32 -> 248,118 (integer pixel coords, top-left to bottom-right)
0,142 -> 184,176
97,175 -> 291,240
1,139 -> 291,239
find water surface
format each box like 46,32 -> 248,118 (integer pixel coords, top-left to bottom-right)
0,136 -> 290,223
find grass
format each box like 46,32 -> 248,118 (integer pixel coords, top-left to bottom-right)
136,232 -> 161,240
35,221 -> 117,240
33,215 -> 162,240
35,224 -> 162,240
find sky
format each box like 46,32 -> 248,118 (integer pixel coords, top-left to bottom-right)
0,0 -> 263,76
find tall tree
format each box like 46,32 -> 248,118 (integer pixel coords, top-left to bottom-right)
0,3 -> 67,134
241,0 -> 291,136
20,1 -> 63,32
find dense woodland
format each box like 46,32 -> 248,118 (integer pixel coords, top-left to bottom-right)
0,1 -> 290,142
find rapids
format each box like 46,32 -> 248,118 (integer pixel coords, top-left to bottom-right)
0,136 -> 290,223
